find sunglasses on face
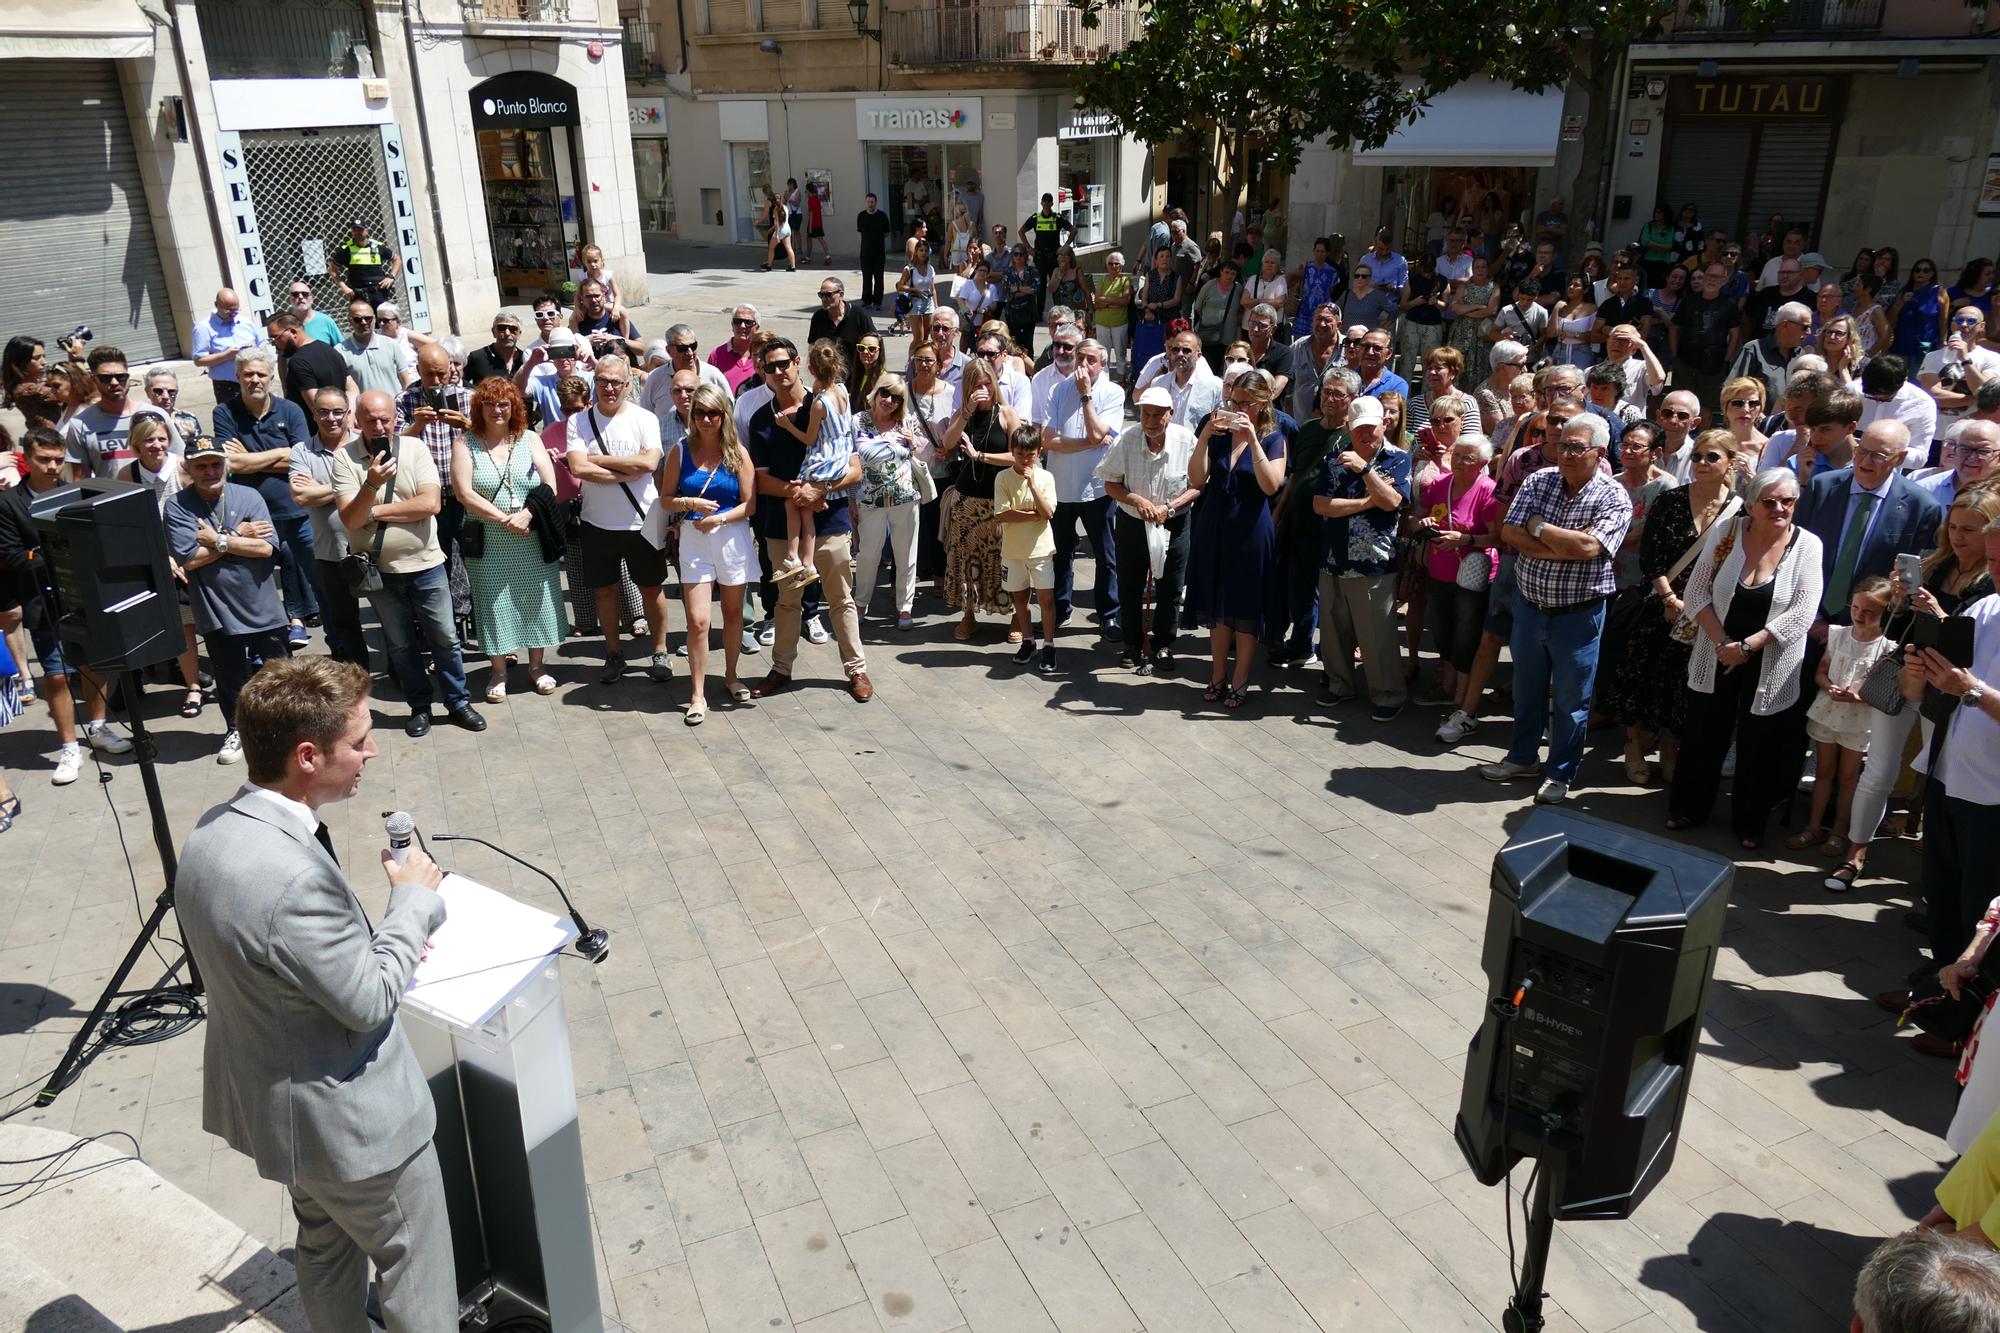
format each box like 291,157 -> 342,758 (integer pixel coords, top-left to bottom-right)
1954,316 -> 1983,327
597,380 -> 629,392
693,408 -> 723,422
536,311 -> 560,320
763,358 -> 794,373
1758,495 -> 1797,509
671,342 -> 698,353
351,316 -> 375,326
494,325 -> 519,334
733,317 -> 757,327
95,372 -> 129,384
1052,343 -> 1077,354
1726,398 -> 1760,410
289,289 -> 312,298
1692,451 -> 1728,464
875,389 -> 904,403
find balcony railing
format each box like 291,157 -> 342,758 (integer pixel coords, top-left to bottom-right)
622,18 -> 666,79
196,0 -> 371,80
884,3 -> 1139,66
461,0 -> 573,29
1671,0 -> 1885,36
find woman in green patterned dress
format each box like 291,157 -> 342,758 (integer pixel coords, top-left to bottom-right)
452,376 -> 565,702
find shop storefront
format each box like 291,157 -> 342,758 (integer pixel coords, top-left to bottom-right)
629,95 -> 675,235
1655,75 -> 1842,247
1056,110 -> 1118,249
470,71 -> 588,304
856,96 -> 984,249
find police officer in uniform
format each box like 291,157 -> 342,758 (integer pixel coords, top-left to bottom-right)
335,220 -> 400,309
1019,193 -> 1075,317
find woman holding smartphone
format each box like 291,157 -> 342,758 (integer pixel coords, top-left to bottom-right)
1183,369 -> 1286,708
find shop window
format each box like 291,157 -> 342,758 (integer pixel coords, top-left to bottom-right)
1058,137 -> 1112,247
479,128 -> 583,302
633,139 -> 676,233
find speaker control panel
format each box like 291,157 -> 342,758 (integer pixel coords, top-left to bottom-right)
1504,945 -> 1612,1135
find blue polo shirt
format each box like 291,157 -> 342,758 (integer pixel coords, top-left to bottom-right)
211,395 -> 310,520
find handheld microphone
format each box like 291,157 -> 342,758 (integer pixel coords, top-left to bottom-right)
384,811 -> 416,866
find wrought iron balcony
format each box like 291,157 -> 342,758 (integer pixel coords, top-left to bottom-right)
622,18 -> 666,79
460,0 -> 573,31
883,2 -> 1139,66
1670,0 -> 1885,37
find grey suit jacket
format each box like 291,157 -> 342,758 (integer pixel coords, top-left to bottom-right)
177,790 -> 446,1185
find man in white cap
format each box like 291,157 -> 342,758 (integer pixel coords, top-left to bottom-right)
1096,384 -> 1198,673
1311,393 -> 1411,721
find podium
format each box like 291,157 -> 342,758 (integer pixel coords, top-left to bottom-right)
400,874 -> 601,1332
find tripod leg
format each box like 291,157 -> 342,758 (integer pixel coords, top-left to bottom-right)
38,889 -> 182,1105
1504,1166 -> 1557,1333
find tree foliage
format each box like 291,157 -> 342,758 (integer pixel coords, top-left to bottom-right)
1065,1 -> 1791,176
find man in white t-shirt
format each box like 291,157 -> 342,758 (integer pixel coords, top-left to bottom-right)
1042,339 -> 1127,631
1859,354 -> 1940,470
1921,303 -> 2000,442
62,347 -> 167,480
564,356 -> 672,685
639,324 -> 730,429
1028,330 -> 1083,426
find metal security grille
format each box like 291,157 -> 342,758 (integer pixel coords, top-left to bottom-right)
240,127 -> 407,322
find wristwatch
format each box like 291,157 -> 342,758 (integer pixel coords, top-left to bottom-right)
1527,515 -> 1545,539
1967,682 -> 1988,710
215,532 -> 231,556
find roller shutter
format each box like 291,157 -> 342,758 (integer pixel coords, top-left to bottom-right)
1661,121 -> 1753,250
1743,119 -> 1836,242
0,60 -> 177,361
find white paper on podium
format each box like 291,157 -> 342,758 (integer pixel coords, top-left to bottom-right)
404,873 -> 578,1030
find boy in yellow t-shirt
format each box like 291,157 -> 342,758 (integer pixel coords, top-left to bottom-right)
991,423 -> 1059,671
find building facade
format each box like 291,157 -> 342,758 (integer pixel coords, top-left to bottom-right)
618,0 -> 1157,262
0,0 -> 648,361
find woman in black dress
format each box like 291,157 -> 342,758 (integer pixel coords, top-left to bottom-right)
1604,429 -> 1742,785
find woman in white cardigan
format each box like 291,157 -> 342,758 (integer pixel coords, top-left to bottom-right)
1667,466 -> 1824,848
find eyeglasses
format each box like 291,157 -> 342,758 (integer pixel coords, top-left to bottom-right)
1959,446 -> 1997,460
763,358 -> 794,373
692,408 -> 724,422
1855,448 -> 1902,464
1692,451 -> 1728,464
1556,443 -> 1598,457
314,407 -> 348,418
597,379 -> 629,391
818,292 -> 839,302
1725,398 -> 1761,410
733,317 -> 758,327
95,372 -> 129,384
1758,495 -> 1797,509
913,357 -> 938,368
1659,408 -> 1695,420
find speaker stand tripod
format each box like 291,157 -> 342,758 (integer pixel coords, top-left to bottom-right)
37,668 -> 202,1105
1503,1163 -> 1560,1333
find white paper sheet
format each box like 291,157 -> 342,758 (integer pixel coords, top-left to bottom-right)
403,873 -> 577,1030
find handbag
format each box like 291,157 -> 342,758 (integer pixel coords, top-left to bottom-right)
459,521 -> 486,560
1455,548 -> 1493,592
340,523 -> 388,594
1858,642 -> 1909,716
1668,496 -> 1742,644
909,394 -> 960,494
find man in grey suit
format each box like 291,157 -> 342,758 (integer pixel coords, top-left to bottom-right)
177,656 -> 456,1332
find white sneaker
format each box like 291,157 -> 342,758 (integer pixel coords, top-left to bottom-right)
757,620 -> 776,646
84,721 -> 132,755
805,617 -> 830,645
52,744 -> 82,786
1436,709 -> 1478,745
741,627 -> 762,655
217,730 -> 243,766
1480,759 -> 1543,782
1534,779 -> 1571,804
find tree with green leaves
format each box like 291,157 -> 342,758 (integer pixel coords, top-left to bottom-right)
1063,1 -> 1797,233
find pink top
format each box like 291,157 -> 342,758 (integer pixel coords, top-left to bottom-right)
1420,470 -> 1500,583
708,342 -> 759,394
541,418 -> 581,501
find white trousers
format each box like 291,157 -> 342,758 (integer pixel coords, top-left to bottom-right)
855,501 -> 919,616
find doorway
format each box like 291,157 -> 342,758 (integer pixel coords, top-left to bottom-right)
873,144 -> 982,249
729,142 -> 772,245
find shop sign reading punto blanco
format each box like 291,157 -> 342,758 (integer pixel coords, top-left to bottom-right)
855,97 -> 984,143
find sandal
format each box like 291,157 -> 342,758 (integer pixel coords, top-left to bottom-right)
533,674 -> 558,695
685,700 -> 707,727
485,682 -> 508,704
1825,861 -> 1862,893
1203,681 -> 1226,703
1223,685 -> 1248,710
0,793 -> 19,820
1623,754 -> 1653,786
1783,826 -> 1826,851
726,681 -> 753,704
1818,832 -> 1849,859
179,690 -> 205,719
1006,629 -> 1024,644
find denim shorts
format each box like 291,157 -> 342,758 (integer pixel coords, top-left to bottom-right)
1482,550 -> 1518,637
24,601 -> 67,677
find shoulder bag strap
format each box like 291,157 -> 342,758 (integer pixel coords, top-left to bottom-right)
1667,494 -> 1741,584
584,408 -> 650,519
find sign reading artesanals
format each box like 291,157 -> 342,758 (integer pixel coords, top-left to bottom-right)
469,71 -> 581,130
855,96 -> 983,142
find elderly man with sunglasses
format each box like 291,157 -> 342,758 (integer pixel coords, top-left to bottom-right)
464,312 -> 527,384
640,324 -> 731,429
710,305 -> 764,394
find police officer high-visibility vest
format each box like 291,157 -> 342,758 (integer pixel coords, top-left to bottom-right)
1030,210 -> 1062,262
339,237 -> 391,288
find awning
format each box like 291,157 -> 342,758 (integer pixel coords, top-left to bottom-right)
0,0 -> 156,61
1353,78 -> 1565,167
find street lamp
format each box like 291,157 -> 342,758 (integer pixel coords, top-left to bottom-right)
847,0 -> 880,39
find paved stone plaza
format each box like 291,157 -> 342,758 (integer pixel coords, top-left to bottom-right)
0,248 -> 1959,1331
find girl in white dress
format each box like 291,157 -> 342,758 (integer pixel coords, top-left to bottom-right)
1791,576 -> 1894,857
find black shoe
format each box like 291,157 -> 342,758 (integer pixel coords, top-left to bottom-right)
1371,702 -> 1405,723
405,709 -> 433,738
1013,641 -> 1036,665
1038,646 -> 1056,674
600,654 -> 627,684
1151,646 -> 1173,674
303,614 -> 323,628
1117,649 -> 1139,669
448,704 -> 488,733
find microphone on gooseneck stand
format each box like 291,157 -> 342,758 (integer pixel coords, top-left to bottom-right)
384,810 -> 416,866
422,828 -> 612,965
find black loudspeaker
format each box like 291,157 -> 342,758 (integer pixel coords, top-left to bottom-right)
29,479 -> 183,674
1455,809 -> 1733,1220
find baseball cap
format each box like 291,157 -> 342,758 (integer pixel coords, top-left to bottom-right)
1799,252 -> 1828,272
1136,385 -> 1174,409
1347,396 -> 1384,427
185,435 -> 226,461
643,339 -> 671,366
1490,340 -> 1528,367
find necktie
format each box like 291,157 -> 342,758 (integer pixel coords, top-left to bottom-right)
1824,490 -> 1878,615
313,823 -> 338,866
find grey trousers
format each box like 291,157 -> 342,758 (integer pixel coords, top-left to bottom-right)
289,1142 -> 457,1333
1319,570 -> 1405,707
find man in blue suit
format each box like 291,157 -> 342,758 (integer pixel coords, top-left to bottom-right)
1781,417 -> 1944,801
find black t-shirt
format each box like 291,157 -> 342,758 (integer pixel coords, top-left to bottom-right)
1741,285 -> 1797,334
856,209 -> 892,257
464,344 -> 524,385
1673,294 -> 1739,372
748,399 -> 855,541
1596,290 -> 1653,331
283,340 -> 350,403
807,305 -> 877,358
